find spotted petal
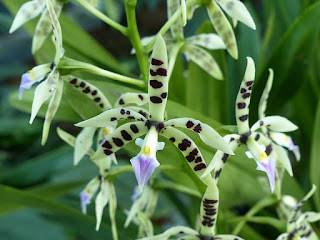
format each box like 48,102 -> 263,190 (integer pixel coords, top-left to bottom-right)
235,57 -> 255,134
148,36 -> 169,122
138,226 -> 198,240
207,0 -> 238,59
269,131 -> 300,161
30,68 -> 59,124
9,0 -> 45,33
167,0 -> 184,40
160,126 -> 212,186
94,121 -> 148,158
76,108 -> 147,128
183,44 -> 223,80
32,0 -> 63,53
296,212 -> 320,225
258,69 -> 273,119
114,92 -> 149,107
186,33 -> 226,50
95,179 -> 110,230
42,78 -> 64,145
275,233 -> 289,240
216,0 -> 256,30
164,118 -> 233,154
251,116 -> 298,133
64,75 -> 112,110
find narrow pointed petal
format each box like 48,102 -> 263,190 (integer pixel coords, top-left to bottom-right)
76,108 -> 147,128
258,69 -> 273,119
148,36 -> 168,122
164,118 -> 233,154
130,154 -> 160,193
42,78 -> 63,145
207,0 -> 238,59
275,233 -> 289,240
160,127 -> 212,186
138,226 -> 198,240
199,183 -> 219,236
108,183 -> 118,240
167,0 -> 184,40
80,177 -> 100,214
94,121 -> 148,157
273,144 -> 293,176
45,0 -> 63,62
32,0 -> 63,53
183,44 -> 223,80
186,33 -> 226,50
255,157 -> 276,192
270,131 -> 300,161
114,92 -> 149,107
187,3 -> 200,20
181,0 -> 187,26
19,73 -> 33,100
95,180 -> 110,231
74,127 -> 96,165
64,75 -> 112,110
9,0 -> 45,33
202,134 -> 240,179
296,212 -> 320,225
235,57 -> 255,134
57,127 -> 76,147
30,69 -> 59,124
215,235 -> 245,240
251,116 -> 298,133
216,0 -> 256,29
136,211 -> 154,237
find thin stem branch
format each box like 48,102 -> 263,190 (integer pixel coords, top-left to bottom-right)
74,0 -> 128,36
145,0 -> 201,52
167,42 -> 184,81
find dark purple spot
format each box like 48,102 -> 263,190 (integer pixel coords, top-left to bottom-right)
130,124 -> 139,133
186,148 -> 199,162
246,80 -> 253,86
151,58 -> 163,66
91,90 -> 97,96
99,103 -> 104,108
169,137 -> 175,142
259,120 -> 264,126
83,87 -> 90,93
150,96 -> 162,103
255,134 -> 260,141
121,130 -> 132,141
138,110 -> 147,117
161,92 -> 167,99
126,110 -> 130,114
138,94 -> 144,100
193,123 -> 202,133
113,137 -> 124,147
128,116 -> 135,119
215,169 -> 222,179
186,121 -> 194,128
195,157 -> 202,163
178,139 -> 192,151
111,117 -> 117,121
242,93 -> 251,99
119,98 -> 124,105
150,80 -> 163,89
237,102 -> 246,109
70,78 -> 77,84
240,88 -> 246,93
120,109 -> 125,115
203,199 -> 218,204
150,68 -> 167,76
265,144 -> 272,155
239,115 -> 248,122
80,82 -> 85,88
104,150 -> 113,155
222,153 -> 229,163
102,141 -> 112,149
194,163 -> 206,171
94,97 -> 101,102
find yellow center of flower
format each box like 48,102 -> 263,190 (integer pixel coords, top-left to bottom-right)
142,146 -> 151,156
103,128 -> 110,137
259,152 -> 268,161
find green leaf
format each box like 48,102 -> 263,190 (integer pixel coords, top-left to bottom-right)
252,2 -> 320,115
310,99 -> 320,211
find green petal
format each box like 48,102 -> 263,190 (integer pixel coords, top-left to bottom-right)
251,116 -> 298,133
9,0 -> 45,33
181,0 -> 187,26
114,92 -> 149,107
32,0 -> 63,54
235,57 -> 255,134
167,0 -> 184,40
296,212 -> 320,225
57,127 -> 76,147
148,36 -> 169,122
215,235 -> 245,240
63,75 -> 112,110
183,44 -> 223,80
216,0 -> 256,30
30,69 -> 59,124
138,226 -> 198,240
74,127 -> 96,165
186,33 -> 226,50
76,108 -> 147,128
187,3 -> 200,20
258,69 -> 273,119
206,0 -> 238,59
42,77 -> 64,145
95,180 -> 110,231
164,117 -> 234,154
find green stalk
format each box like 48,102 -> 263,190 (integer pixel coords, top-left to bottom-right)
58,57 -> 145,88
74,0 -> 128,36
124,0 -> 149,82
145,0 -> 201,52
167,42 -> 184,81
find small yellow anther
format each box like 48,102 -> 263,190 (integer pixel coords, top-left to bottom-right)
103,128 -> 109,137
142,146 -> 151,155
260,152 -> 268,161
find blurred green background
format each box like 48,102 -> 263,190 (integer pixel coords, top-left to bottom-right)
0,0 -> 319,239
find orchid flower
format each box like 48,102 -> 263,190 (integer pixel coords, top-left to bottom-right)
138,181 -> 244,240
16,0 -> 65,145
9,0 -> 63,53
76,36 -> 233,193
57,127 -> 118,234
276,185 -> 320,240
258,69 -> 301,161
202,57 -> 298,193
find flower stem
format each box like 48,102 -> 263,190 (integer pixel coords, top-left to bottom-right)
145,0 -> 201,53
124,0 -> 149,81
58,57 -> 145,88
167,42 -> 184,81
74,0 -> 128,36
